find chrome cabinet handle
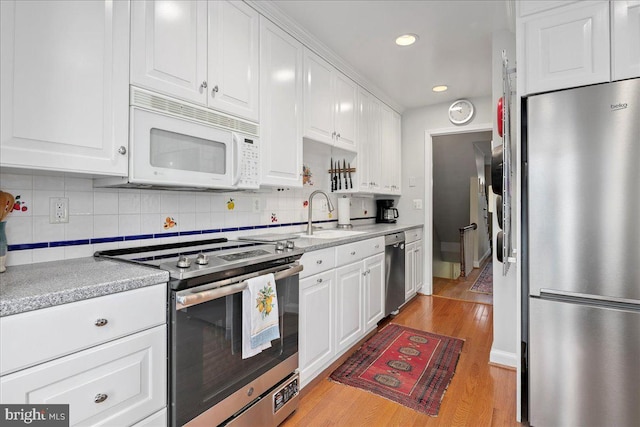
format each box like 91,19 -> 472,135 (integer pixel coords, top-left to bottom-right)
212,85 -> 219,96
94,318 -> 108,327
336,133 -> 341,138
317,278 -> 323,283
362,271 -> 367,276
200,81 -> 208,89
367,269 -> 371,274
94,393 -> 108,403
331,131 -> 336,138
350,251 -> 356,255
317,260 -> 323,264
118,146 -> 127,155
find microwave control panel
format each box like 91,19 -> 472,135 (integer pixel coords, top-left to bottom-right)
237,137 -> 260,189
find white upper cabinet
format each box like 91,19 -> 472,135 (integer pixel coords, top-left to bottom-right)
521,0 -> 610,94
303,49 -> 357,152
131,1 -> 207,105
131,1 -> 259,122
519,0 -> 639,94
612,1 -> 640,80
208,1 -> 259,121
259,17 -> 303,187
0,0 -> 129,176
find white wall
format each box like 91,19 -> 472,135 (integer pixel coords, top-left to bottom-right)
490,29 -> 517,368
398,95 -> 492,226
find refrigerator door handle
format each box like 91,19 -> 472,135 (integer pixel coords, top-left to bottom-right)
540,288 -> 640,308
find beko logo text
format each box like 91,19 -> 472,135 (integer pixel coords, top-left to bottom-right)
610,103 -> 628,111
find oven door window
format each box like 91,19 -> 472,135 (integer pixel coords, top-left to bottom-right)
150,128 -> 226,174
172,275 -> 299,426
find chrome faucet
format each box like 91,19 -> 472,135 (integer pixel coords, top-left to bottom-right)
306,190 -> 335,235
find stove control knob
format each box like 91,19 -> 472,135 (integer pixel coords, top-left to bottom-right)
275,241 -> 285,252
195,253 -> 209,265
285,240 -> 295,250
177,255 -> 191,268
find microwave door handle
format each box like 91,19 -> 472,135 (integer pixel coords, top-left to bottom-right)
232,132 -> 241,186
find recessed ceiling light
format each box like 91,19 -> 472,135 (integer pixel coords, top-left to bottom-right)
432,85 -> 448,92
395,34 -> 418,46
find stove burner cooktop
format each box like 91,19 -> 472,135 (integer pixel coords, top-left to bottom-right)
94,238 -> 303,282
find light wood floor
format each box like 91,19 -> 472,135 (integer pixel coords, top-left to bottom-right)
433,260 -> 493,305
283,296 -> 518,426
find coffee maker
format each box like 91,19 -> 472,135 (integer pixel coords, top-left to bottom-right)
376,199 -> 399,223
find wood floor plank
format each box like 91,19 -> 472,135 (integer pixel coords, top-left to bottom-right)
282,296 -> 519,426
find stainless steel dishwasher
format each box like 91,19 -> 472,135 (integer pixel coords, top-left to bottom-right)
384,232 -> 405,316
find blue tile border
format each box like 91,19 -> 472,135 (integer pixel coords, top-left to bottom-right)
6,217 -> 376,252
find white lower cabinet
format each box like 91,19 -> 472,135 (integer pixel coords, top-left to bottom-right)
0,284 -> 167,427
335,262 -> 365,354
405,238 -> 424,301
1,325 -> 166,427
133,408 -> 167,427
299,269 -> 335,387
363,253 -> 385,333
299,237 -> 385,388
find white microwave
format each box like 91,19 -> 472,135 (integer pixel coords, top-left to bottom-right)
95,88 -> 260,191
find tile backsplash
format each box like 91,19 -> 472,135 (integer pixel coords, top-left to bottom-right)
1,172 -> 376,267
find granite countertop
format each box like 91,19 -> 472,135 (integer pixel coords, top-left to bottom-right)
287,223 -> 424,251
0,223 -> 422,318
0,258 -> 169,317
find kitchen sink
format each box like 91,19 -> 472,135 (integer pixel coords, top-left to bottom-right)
298,229 -> 367,239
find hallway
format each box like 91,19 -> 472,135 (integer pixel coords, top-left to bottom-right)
283,295 -> 517,426
433,258 -> 493,305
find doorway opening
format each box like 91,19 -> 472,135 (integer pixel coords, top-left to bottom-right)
423,124 -> 494,305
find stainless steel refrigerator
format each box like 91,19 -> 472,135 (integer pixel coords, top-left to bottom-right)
525,78 -> 640,426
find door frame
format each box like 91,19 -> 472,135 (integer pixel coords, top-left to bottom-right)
421,122 -> 493,295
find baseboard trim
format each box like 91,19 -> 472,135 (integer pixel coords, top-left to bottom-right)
474,248 -> 491,268
489,348 -> 517,368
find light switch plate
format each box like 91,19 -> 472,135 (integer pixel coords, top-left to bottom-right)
412,199 -> 423,210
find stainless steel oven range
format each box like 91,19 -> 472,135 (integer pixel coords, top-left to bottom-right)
95,238 -> 303,426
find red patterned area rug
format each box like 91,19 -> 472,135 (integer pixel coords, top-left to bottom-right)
330,324 -> 464,416
469,261 -> 492,294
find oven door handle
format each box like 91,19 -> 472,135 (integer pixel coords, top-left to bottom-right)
175,263 -> 303,310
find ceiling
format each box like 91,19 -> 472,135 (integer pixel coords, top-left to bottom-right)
270,0 -> 514,111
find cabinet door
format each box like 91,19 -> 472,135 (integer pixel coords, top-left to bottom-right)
0,326 -> 166,427
379,103 -> 396,193
405,242 -> 416,300
333,72 -> 358,152
612,1 -> 640,80
357,88 -> 372,191
523,1 -> 610,94
1,0 -> 129,176
414,241 -> 423,292
131,0 -> 207,105
335,262 -> 364,355
364,253 -> 385,332
367,98 -> 382,192
391,110 -> 402,194
259,17 -> 303,187
299,271 -> 335,387
303,49 -> 335,145
208,0 -> 259,122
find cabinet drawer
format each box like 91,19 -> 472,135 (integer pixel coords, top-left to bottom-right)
336,237 -> 384,266
300,247 -> 336,278
405,228 -> 423,244
0,326 -> 166,427
0,284 -> 166,375
132,408 -> 167,427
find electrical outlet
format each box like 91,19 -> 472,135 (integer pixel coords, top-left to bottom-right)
252,197 -> 261,213
49,197 -> 69,223
413,199 -> 423,210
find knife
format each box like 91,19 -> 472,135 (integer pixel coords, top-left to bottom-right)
343,159 -> 348,190
336,160 -> 341,190
330,157 -> 334,191
348,162 -> 353,189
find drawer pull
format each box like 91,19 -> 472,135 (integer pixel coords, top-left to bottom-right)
94,393 -> 108,403
316,260 -> 323,264
375,244 -> 380,248
317,278 -> 323,283
350,251 -> 356,255
94,318 -> 108,327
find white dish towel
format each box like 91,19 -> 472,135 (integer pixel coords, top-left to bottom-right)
242,273 -> 280,359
